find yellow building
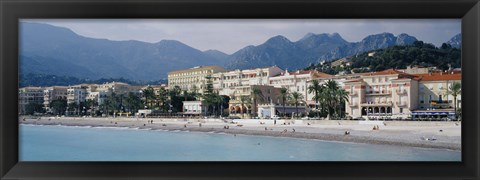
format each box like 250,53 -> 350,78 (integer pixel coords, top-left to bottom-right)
168,66 -> 226,94
416,71 -> 461,110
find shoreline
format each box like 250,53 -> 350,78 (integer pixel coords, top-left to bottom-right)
19,117 -> 462,151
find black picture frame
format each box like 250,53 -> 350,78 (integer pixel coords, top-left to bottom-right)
1,0 -> 479,179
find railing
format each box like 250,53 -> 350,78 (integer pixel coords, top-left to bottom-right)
365,90 -> 391,95
361,101 -> 393,106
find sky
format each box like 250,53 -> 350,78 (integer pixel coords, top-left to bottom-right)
24,19 -> 461,54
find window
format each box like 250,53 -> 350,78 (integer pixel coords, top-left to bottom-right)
400,108 -> 403,113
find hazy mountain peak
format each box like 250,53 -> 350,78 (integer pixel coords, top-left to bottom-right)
446,33 -> 461,48
265,35 -> 291,44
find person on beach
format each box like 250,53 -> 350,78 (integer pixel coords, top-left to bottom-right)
292,128 -> 295,133
265,127 -> 268,131
199,123 -> 202,127
184,124 -> 187,128
344,131 -> 350,135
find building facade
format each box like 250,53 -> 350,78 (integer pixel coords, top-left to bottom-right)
168,66 -> 226,94
344,69 -> 419,119
43,86 -> 68,112
416,71 -> 461,111
228,85 -> 283,118
212,66 -> 283,97
269,69 -> 333,105
19,87 -> 45,114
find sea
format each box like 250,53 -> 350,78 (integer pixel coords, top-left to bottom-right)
19,124 -> 461,161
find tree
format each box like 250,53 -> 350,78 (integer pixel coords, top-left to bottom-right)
279,87 -> 289,117
250,87 -> 264,117
25,102 -> 45,115
125,92 -> 142,115
289,92 -> 304,119
335,88 -> 350,118
142,86 -> 155,109
50,99 -> 67,115
239,95 -> 251,118
308,80 -> 322,118
446,82 -> 461,120
67,102 -> 78,116
86,99 -> 98,116
322,80 -> 348,119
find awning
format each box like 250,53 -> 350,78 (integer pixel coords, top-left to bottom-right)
412,112 -> 455,115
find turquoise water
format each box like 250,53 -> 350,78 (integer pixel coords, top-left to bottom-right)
19,124 -> 461,161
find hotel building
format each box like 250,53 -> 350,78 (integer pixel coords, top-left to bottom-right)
168,66 -> 226,94
18,87 -> 45,114
269,69 -> 333,105
411,71 -> 461,119
227,85 -> 283,118
344,69 -> 419,119
212,66 -> 283,96
43,86 -> 68,112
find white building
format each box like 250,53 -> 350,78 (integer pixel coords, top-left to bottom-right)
269,69 -> 333,104
67,85 -> 88,105
344,69 -> 419,119
43,86 -> 68,112
182,101 -> 205,115
212,66 -> 283,96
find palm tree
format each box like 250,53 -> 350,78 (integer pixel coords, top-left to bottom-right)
142,87 -> 155,109
239,95 -> 251,118
279,87 -> 289,117
289,92 -> 304,119
86,99 -> 98,116
335,88 -> 350,118
308,80 -> 322,118
446,82 -> 461,120
323,80 -> 346,119
250,87 -> 264,116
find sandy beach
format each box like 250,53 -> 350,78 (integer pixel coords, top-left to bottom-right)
19,116 -> 462,151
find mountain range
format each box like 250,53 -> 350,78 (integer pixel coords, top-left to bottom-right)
20,22 -> 460,81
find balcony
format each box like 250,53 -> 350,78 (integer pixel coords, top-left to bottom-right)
396,101 -> 407,107
365,90 -> 391,96
361,101 -> 393,107
396,89 -> 407,94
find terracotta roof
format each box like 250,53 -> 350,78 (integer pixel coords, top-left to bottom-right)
363,69 -> 412,76
344,79 -> 363,83
416,72 -> 461,81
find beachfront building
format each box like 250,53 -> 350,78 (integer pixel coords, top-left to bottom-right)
269,69 -> 333,105
212,66 -> 283,96
67,85 -> 88,105
344,69 -> 419,119
228,85 -> 283,118
168,66 -> 226,94
182,101 -> 205,115
411,71 -> 461,120
18,87 -> 45,114
96,81 -> 130,94
257,103 -> 307,119
43,86 -> 68,113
